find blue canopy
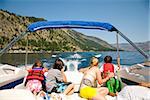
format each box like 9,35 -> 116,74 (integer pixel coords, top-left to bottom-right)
1,20 -> 149,59
27,21 -> 117,32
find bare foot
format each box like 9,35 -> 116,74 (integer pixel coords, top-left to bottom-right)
139,82 -> 150,88
108,92 -> 117,97
38,91 -> 46,97
116,92 -> 119,96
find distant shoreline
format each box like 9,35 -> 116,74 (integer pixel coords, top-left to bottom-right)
3,50 -> 119,54
2,50 -> 149,54
8,50 -> 55,54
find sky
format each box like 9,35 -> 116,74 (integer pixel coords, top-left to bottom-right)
0,0 -> 149,43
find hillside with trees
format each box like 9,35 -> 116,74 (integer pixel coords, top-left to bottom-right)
0,9 -> 116,52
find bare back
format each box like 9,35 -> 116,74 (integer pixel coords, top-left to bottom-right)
80,67 -> 98,88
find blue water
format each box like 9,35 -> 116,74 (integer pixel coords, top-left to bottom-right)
0,51 -> 148,69
44,51 -> 148,69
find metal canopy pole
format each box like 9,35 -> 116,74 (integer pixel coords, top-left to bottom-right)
117,30 -> 149,60
25,35 -> 28,67
0,31 -> 29,56
116,32 -> 123,85
116,32 -> 120,69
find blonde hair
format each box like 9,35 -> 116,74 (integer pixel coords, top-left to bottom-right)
91,57 -> 99,66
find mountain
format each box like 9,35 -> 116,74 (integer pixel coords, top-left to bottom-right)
0,9 -> 115,52
112,41 -> 150,51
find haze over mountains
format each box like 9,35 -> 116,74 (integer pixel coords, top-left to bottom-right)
112,41 -> 150,51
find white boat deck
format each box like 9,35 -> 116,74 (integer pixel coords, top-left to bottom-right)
0,64 -> 27,87
0,61 -> 149,100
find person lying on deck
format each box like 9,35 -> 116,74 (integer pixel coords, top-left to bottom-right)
25,59 -> 48,95
46,58 -> 74,95
79,57 -> 114,100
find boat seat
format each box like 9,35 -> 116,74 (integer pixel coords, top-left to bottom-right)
65,71 -> 84,92
0,89 -> 42,100
14,73 -> 28,89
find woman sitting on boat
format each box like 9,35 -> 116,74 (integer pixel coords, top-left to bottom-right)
79,57 -> 114,100
25,59 -> 48,95
46,58 -> 75,95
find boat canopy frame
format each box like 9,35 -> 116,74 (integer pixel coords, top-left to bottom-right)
0,20 -> 149,60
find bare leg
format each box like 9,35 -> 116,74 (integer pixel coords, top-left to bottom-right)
32,91 -> 37,99
91,87 -> 108,100
97,87 -> 109,96
67,88 -> 74,95
92,94 -> 106,100
33,91 -> 37,96
63,84 -> 75,95
88,87 -> 108,100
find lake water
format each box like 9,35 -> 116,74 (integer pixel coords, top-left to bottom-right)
0,51 -> 148,69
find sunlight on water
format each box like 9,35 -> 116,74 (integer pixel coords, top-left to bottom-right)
0,51 -> 148,68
